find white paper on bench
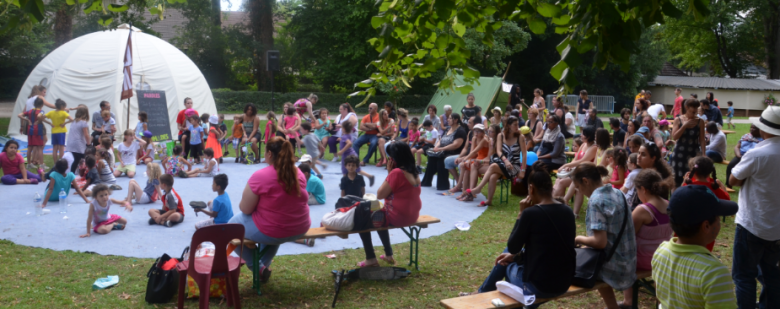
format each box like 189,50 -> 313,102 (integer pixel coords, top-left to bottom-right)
496,281 -> 536,305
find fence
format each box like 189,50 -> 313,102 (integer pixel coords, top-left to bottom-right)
545,95 -> 616,113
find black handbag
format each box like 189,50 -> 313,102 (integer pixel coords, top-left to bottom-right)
145,248 -> 187,304
490,154 -> 511,177
570,195 -> 630,288
335,195 -> 365,209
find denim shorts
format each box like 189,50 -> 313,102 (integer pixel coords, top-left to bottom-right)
444,155 -> 459,169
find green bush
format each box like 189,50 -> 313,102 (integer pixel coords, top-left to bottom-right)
213,90 -> 433,113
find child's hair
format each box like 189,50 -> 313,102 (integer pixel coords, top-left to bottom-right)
603,149 -> 615,163
200,113 -> 210,123
101,110 -> 111,118
189,115 -> 200,123
706,121 -> 719,134
123,129 -> 134,140
147,163 -> 162,181
595,128 -> 611,150
422,119 -> 432,128
573,137 -> 583,147
285,102 -> 295,115
34,97 -> 44,108
627,135 -> 643,148
91,184 -> 110,198
203,148 -> 214,158
2,140 -> 19,152
301,122 -> 312,132
410,117 -> 419,126
628,153 -> 638,166
214,174 -> 228,190
609,118 -> 620,129
96,149 -> 109,161
219,114 -> 224,120
341,119 -> 355,134
527,161 -> 553,196
344,155 -> 360,167
571,163 -> 609,185
85,155 -> 97,168
236,115 -> 244,123
685,99 -> 701,112
686,156 -> 720,190
298,163 -> 311,174
100,137 -> 112,149
490,124 -> 501,138
75,106 -> 90,121
142,135 -> 152,146
728,101 -> 733,106
319,108 -> 329,117
613,148 -> 628,170
138,111 -> 148,122
620,108 -> 631,119
173,145 -> 183,156
54,99 -> 67,110
55,158 -> 69,174
634,169 -> 668,197
160,174 -> 174,187
397,108 -> 409,118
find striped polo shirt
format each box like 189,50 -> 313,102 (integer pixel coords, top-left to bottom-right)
652,238 -> 736,308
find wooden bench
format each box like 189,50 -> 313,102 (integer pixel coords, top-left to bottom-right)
715,160 -> 729,165
725,187 -> 735,193
234,215 -> 441,295
722,130 -> 735,135
440,270 -> 653,309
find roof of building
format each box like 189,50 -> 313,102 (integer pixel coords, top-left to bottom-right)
659,62 -> 688,76
146,9 -> 252,42
648,76 -> 780,91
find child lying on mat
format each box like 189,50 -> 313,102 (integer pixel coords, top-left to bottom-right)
194,174 -> 233,230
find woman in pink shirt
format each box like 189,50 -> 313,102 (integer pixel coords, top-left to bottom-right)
1,140 -> 40,185
358,142 -> 422,267
230,137 -> 310,280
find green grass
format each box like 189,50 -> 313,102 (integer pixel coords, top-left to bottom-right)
0,119 -> 749,308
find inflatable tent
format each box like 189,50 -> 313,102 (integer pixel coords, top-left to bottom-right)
427,75 -> 503,117
8,24 -> 216,142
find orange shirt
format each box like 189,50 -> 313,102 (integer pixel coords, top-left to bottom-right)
232,123 -> 244,138
362,113 -> 380,135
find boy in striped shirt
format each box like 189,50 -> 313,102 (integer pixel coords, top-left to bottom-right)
652,185 -> 738,308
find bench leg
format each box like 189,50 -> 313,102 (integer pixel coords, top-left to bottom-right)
251,245 -> 270,296
499,179 -> 509,204
631,278 -> 656,309
401,226 -> 421,271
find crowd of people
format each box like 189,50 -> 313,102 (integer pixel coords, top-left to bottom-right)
2,85 -> 778,308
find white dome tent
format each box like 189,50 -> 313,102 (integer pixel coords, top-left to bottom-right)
8,24 -> 216,142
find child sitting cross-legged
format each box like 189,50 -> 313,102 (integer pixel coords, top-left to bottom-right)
299,163 -> 325,205
412,119 -> 438,172
114,129 -> 146,178
42,159 -> 90,207
340,155 -> 366,197
194,174 -> 234,229
184,148 -> 219,178
148,174 -> 184,227
79,184 -> 132,238
125,163 -> 163,205
164,145 -> 192,178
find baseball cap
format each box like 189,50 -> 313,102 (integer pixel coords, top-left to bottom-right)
668,185 -> 738,225
472,124 -> 485,131
209,115 -> 219,125
298,154 -> 312,163
143,130 -> 153,138
493,106 -> 502,113
658,119 -> 669,126
637,126 -> 649,134
520,126 -> 531,135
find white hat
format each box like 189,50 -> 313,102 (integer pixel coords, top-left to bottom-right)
472,124 -> 485,131
298,154 -> 312,163
493,106 -> 502,112
209,115 -> 219,125
751,106 -> 780,136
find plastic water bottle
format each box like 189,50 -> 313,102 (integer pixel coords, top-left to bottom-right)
58,189 -> 68,214
34,192 -> 42,216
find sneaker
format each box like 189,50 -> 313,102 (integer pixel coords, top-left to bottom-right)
235,157 -> 239,163
332,156 -> 339,162
112,224 -> 125,230
305,238 -> 315,247
259,266 -> 272,283
164,220 -> 174,227
368,175 -> 375,187
30,179 -> 38,185
148,218 -> 156,225
109,184 -> 123,190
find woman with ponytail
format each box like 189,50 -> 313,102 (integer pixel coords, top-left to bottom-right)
230,137 -> 310,280
620,169 -> 672,308
682,156 -> 730,200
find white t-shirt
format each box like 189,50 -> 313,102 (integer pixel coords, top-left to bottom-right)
66,120 -> 90,154
424,129 -> 439,144
623,168 -> 641,201
564,112 -> 576,135
25,97 -> 37,112
102,118 -> 116,134
117,140 -> 140,165
732,137 -> 780,240
647,104 -> 665,120
335,112 -> 358,139
145,143 -> 156,159
201,158 -> 219,177
62,152 -> 74,170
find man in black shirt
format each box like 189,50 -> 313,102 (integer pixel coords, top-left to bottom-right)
610,118 -> 626,147
585,108 -> 604,129
701,99 -> 723,126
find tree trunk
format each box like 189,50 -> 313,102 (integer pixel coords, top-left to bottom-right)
211,0 -> 221,26
764,3 -> 780,79
248,0 -> 275,91
713,24 -> 739,78
53,4 -> 73,48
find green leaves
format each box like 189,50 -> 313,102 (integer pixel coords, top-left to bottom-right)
107,4 -> 129,13
527,16 -> 546,34
537,3 -> 561,18
452,22 -> 466,37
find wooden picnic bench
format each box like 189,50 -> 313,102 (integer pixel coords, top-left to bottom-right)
233,215 -> 441,295
440,270 -> 653,309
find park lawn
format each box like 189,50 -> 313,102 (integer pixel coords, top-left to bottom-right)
0,120 -> 748,308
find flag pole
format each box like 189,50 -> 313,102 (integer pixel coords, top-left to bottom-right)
126,98 -> 130,131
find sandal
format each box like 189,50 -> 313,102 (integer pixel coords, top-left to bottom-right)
456,189 -> 475,201
112,224 -> 125,230
357,260 -> 380,268
461,194 -> 475,202
376,159 -> 384,167
478,201 -> 491,207
379,255 -> 396,265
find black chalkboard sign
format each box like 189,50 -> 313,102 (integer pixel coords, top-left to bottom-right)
137,90 -> 172,142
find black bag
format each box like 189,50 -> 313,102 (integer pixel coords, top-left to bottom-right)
352,200 -> 385,231
335,195 -> 365,209
327,122 -> 338,135
570,195 -> 630,288
145,248 -> 187,304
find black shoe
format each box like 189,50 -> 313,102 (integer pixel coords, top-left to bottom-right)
148,218 -> 156,225
164,220 -> 174,227
368,175 -> 375,187
235,157 -> 239,163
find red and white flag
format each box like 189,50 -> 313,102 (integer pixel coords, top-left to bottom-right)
120,28 -> 133,100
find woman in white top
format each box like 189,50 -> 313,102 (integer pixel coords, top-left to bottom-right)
327,103 -> 358,161
65,106 -> 92,173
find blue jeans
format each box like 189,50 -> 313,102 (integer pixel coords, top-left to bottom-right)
706,150 -> 724,163
353,134 -> 378,163
478,248 -> 565,308
444,155 -> 459,170
732,224 -> 780,309
228,213 -> 306,271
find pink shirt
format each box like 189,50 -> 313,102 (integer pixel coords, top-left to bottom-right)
264,121 -> 275,144
283,115 -> 299,139
408,130 -> 420,143
0,152 -> 23,175
249,166 -> 311,238
384,169 -> 422,227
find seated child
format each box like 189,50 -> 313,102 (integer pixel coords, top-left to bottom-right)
136,131 -> 156,165
42,159 -> 89,207
114,129 -> 146,178
337,121 -> 375,185
96,136 -> 116,169
185,148 -> 218,178
300,122 -> 327,177
79,184 -> 132,238
100,110 -> 117,140
300,163 -> 325,205
125,162 -> 162,205
340,155 -> 366,197
231,115 -> 244,163
606,148 -> 629,189
413,119 -> 438,170
194,174 -> 234,229
164,145 -> 193,177
148,174 -> 184,227
0,139 -> 40,185
407,118 -> 420,148
81,155 -> 100,196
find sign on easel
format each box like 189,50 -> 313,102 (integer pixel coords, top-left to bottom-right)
136,90 -> 172,142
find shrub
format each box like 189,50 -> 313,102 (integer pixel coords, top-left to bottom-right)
213,90 -> 432,113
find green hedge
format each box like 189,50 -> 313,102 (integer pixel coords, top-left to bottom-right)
213,91 -> 433,113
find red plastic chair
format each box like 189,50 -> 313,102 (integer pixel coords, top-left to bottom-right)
177,224 -> 245,309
